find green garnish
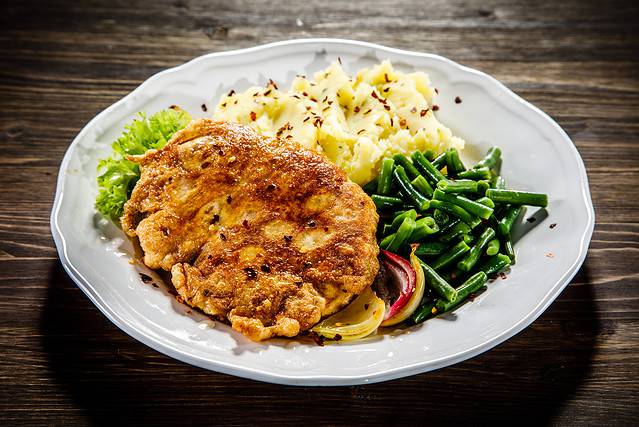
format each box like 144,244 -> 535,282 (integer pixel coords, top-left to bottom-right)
95,108 -> 191,221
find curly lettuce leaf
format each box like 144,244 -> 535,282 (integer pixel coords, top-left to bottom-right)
95,108 -> 191,221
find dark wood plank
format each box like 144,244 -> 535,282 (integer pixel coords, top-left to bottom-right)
0,0 -> 638,425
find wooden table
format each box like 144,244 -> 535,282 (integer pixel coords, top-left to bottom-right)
1,0 -> 637,424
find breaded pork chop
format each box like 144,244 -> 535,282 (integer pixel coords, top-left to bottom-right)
121,119 -> 379,341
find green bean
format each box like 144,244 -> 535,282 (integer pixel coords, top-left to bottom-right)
393,166 -> 430,211
411,302 -> 435,324
435,272 -> 488,313
436,179 -> 478,194
424,149 -> 436,161
376,158 -> 395,195
409,216 -> 439,242
432,241 -> 471,271
486,238 -> 500,256
485,189 -> 548,207
386,217 -> 416,253
476,180 -> 490,195
457,167 -> 491,180
476,196 -> 495,209
474,146 -> 502,170
462,233 -> 475,245
392,153 -> 421,179
457,227 -> 496,271
498,205 -> 524,236
478,254 -> 511,276
438,221 -> 471,243
391,209 -> 417,231
415,241 -> 449,256
411,175 -> 434,197
433,189 -> 494,220
429,199 -> 477,226
419,260 -> 458,302
502,235 -> 516,262
433,209 -> 450,226
412,151 -> 446,184
380,233 -> 394,249
445,148 -> 466,175
362,178 -> 378,194
381,223 -> 394,236
371,194 -> 403,211
432,152 -> 447,169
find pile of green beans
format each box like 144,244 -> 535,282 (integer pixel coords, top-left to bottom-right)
367,146 -> 549,324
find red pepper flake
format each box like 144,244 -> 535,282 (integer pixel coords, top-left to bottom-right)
268,78 -> 278,89
499,272 -> 508,279
303,116 -> 310,123
399,118 -> 407,127
219,233 -> 226,241
390,118 -> 394,127
337,57 -> 342,64
284,235 -> 293,243
432,105 -> 440,111
211,214 -> 220,224
327,100 -> 333,105
364,303 -> 369,311
333,334 -> 343,341
322,95 -> 328,103
201,103 -> 207,112
420,109 -> 428,117
323,226 -> 329,232
252,92 -> 259,97
550,223 -> 557,229
336,92 -> 341,98
292,94 -> 301,99
242,219 -> 249,228
384,104 -> 391,111
227,89 -> 235,97
354,106 -> 360,113
234,100 -> 238,105
383,87 -> 390,93
371,90 -> 379,99
250,111 -> 257,121
434,88 -> 439,94
357,129 -> 366,135
322,106 -> 330,112
384,73 -> 390,83
307,219 -> 316,227
364,109 -> 371,115
263,89 -> 272,96
260,264 -> 271,273
310,97 -> 318,102
302,91 -> 308,97
244,267 -> 257,279
546,252 -> 554,258
218,149 -> 225,156
221,102 -> 227,108
202,289 -> 210,297
139,273 -> 153,284
226,195 -> 232,204
455,96 -> 462,104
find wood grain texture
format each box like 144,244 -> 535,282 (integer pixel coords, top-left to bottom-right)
0,0 -> 638,425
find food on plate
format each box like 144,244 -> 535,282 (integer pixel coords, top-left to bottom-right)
367,146 -> 548,325
95,108 -> 192,220
94,60 -> 550,344
120,119 -> 380,341
213,60 -> 464,185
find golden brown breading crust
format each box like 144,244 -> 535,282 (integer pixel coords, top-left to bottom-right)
121,119 -> 379,341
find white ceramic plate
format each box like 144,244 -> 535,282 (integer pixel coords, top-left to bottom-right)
51,39 -> 594,386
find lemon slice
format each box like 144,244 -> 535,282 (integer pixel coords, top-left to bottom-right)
311,287 -> 385,341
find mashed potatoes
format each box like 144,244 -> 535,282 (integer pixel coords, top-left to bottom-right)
213,60 -> 464,185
